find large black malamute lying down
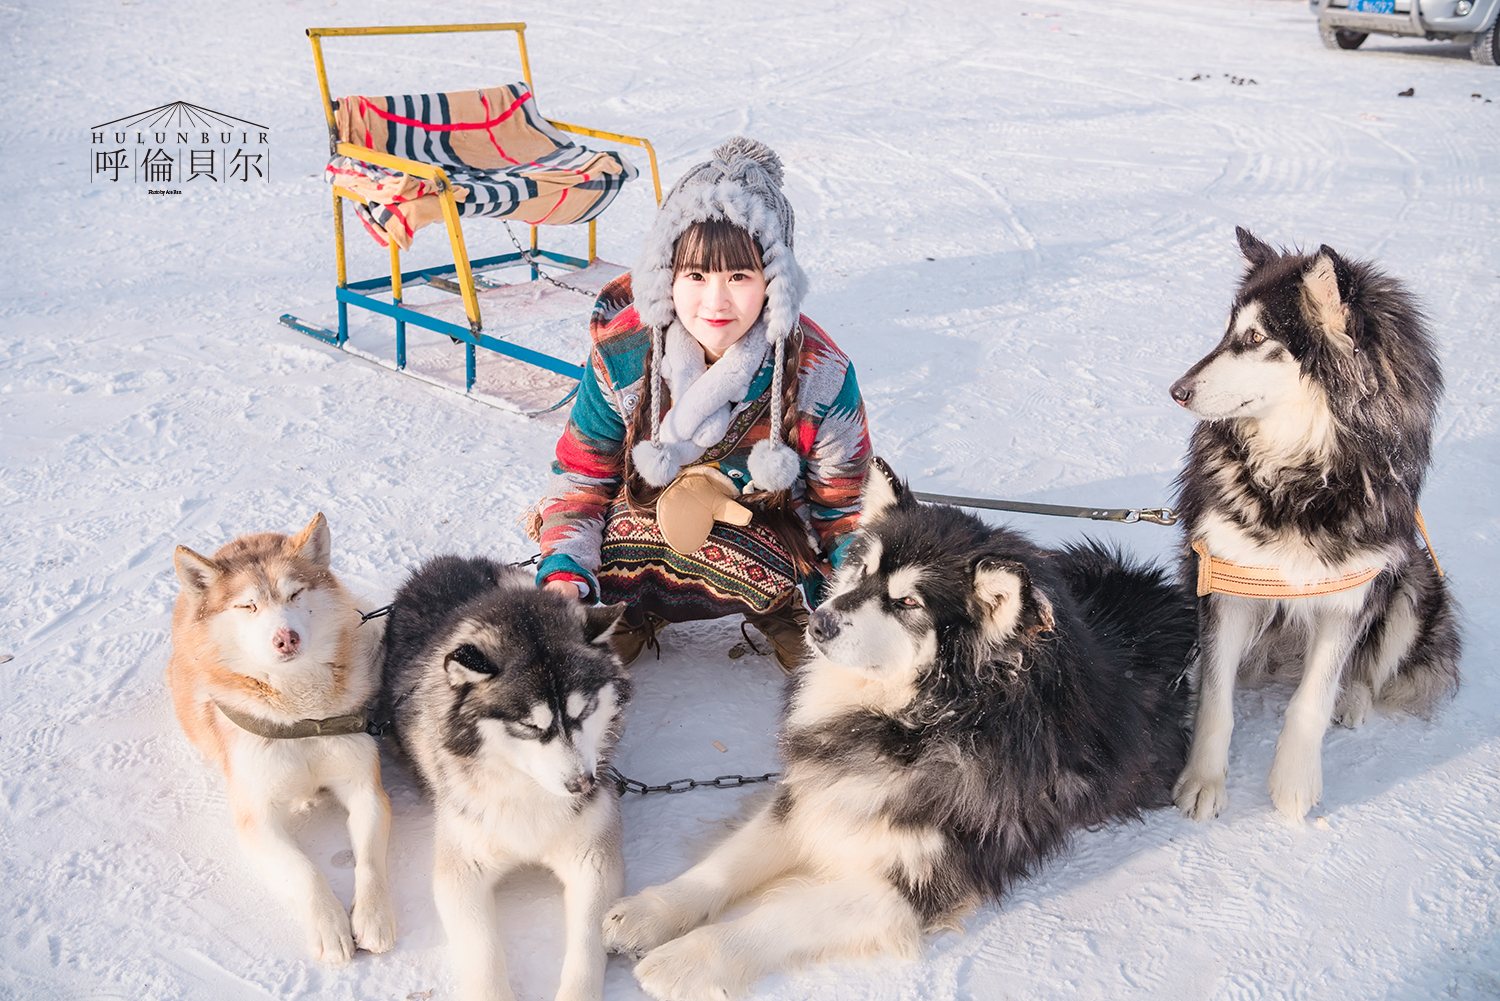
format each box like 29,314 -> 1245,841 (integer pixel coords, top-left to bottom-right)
603,459 -> 1196,1000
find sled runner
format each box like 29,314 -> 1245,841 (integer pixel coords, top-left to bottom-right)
280,23 -> 662,410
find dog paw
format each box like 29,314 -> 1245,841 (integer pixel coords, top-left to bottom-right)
306,900 -> 356,964
1267,745 -> 1322,822
1173,768 -> 1229,821
603,890 -> 700,958
634,929 -> 751,1001
1334,683 -> 1373,729
351,894 -> 396,954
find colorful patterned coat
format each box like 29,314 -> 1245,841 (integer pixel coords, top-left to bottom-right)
538,273 -> 872,602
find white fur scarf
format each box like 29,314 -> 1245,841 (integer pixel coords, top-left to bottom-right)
631,319 -> 770,488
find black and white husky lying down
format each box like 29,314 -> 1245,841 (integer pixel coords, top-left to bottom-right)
379,556 -> 630,1001
603,459 -> 1197,1000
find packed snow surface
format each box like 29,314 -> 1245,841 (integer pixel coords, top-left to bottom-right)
3,0 -> 1498,998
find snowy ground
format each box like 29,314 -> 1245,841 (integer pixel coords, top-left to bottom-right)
3,0 -> 1499,998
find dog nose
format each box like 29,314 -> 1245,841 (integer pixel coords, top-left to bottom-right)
565,772 -> 595,796
808,608 -> 841,644
273,628 -> 301,655
1170,379 -> 1194,406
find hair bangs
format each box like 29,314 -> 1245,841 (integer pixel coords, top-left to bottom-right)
672,218 -> 765,275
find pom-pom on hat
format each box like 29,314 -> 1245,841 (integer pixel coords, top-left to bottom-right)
630,137 -> 806,493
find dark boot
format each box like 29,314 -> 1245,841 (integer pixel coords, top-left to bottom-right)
610,612 -> 666,668
743,600 -> 812,673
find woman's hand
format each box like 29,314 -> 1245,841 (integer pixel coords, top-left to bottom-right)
544,579 -> 586,601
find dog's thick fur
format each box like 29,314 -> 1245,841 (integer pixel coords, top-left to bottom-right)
379,556 -> 630,1001
166,512 -> 394,962
601,460 -> 1196,1001
1170,228 -> 1461,823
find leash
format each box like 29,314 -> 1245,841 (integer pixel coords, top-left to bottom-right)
911,491 -> 1178,526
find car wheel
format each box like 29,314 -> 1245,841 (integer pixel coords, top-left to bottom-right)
1473,22 -> 1499,65
1320,26 -> 1369,49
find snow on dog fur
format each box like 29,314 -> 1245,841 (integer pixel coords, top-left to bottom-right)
166,512 -> 395,963
1170,227 -> 1461,824
377,555 -> 630,1001
601,459 -> 1196,1001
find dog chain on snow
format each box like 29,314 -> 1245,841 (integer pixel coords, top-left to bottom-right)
501,222 -> 601,298
601,764 -> 781,797
357,554 -> 542,626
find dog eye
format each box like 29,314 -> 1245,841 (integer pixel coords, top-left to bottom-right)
897,596 -> 920,608
235,602 -> 257,612
1248,330 -> 1266,345
287,589 -> 304,602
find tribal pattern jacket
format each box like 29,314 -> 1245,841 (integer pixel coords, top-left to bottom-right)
537,273 -> 872,601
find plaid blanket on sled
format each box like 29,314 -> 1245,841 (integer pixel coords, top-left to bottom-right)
325,83 -> 638,250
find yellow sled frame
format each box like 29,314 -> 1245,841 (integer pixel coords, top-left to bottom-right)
283,23 -> 662,395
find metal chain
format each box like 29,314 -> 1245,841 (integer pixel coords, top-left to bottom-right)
502,222 -> 600,298
601,763 -> 781,797
357,554 -> 541,627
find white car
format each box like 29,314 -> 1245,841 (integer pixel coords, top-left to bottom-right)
1312,0 -> 1500,63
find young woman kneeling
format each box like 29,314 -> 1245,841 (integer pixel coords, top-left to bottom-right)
535,137 -> 872,669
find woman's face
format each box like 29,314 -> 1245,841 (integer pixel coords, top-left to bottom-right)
671,267 -> 768,361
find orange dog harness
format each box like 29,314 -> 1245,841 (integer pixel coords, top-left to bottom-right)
1192,540 -> 1381,598
1192,509 -> 1443,598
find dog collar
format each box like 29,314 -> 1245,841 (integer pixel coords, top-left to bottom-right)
1192,540 -> 1382,599
212,699 -> 369,739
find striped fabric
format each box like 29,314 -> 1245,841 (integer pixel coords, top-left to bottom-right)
1191,540 -> 1383,598
538,273 -> 872,602
325,83 -> 638,250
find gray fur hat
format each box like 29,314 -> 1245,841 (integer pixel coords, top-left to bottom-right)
631,137 -> 807,494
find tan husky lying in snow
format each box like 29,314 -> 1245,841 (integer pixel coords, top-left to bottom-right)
166,512 -> 394,962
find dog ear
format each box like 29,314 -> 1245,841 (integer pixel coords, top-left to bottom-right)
173,545 -> 222,595
973,558 -> 1056,644
444,643 -> 498,687
861,456 -> 906,521
288,512 -> 332,569
583,602 -> 627,646
1303,249 -> 1353,349
1236,227 -> 1277,268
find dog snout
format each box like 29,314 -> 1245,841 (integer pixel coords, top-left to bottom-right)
565,772 -> 595,796
809,608 -> 842,644
1170,377 -> 1194,406
273,627 -> 301,656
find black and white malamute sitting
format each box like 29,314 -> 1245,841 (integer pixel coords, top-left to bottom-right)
1170,228 -> 1460,824
379,556 -> 630,1001
603,460 -> 1196,1000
